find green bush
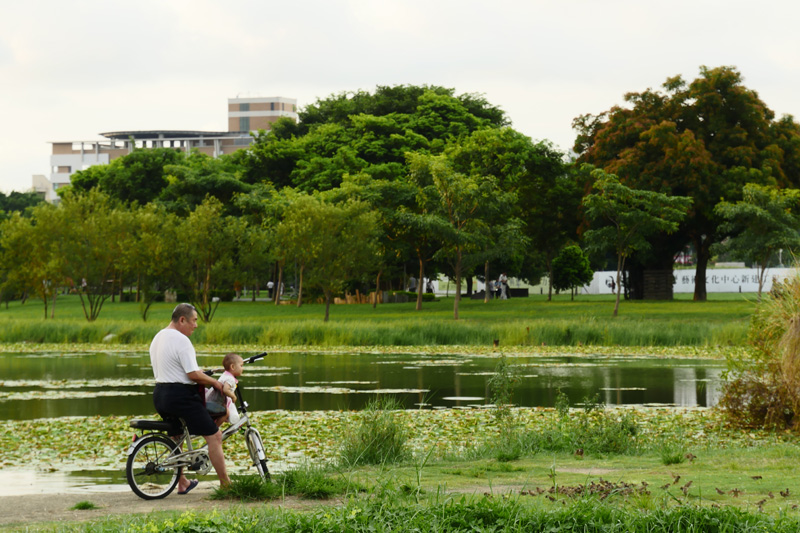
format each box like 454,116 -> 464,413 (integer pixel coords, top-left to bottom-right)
338,397 -> 410,467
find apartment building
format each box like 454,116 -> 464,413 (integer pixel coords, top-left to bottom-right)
33,96 -> 298,203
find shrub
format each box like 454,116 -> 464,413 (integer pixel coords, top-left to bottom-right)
720,269 -> 800,429
338,397 -> 410,467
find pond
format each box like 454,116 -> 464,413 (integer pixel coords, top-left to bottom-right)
0,351 -> 725,421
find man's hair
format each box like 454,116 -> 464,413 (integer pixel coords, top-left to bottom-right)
223,352 -> 242,371
171,303 -> 196,323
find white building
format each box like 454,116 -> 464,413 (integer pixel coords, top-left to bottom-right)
33,96 -> 297,203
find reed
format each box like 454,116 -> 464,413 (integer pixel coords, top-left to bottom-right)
0,293 -> 753,347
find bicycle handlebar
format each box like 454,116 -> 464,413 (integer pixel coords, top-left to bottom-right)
202,352 -> 268,376
244,352 -> 268,365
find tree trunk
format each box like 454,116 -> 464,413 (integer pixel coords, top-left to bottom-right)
484,260 -> 490,303
51,291 -> 57,319
466,276 -> 473,296
373,269 -> 382,309
613,254 -> 625,317
757,260 -> 767,302
454,248 -> 462,320
297,264 -> 304,308
693,238 -> 710,302
275,264 -> 283,305
547,255 -> 554,302
323,289 -> 331,322
416,258 -> 425,311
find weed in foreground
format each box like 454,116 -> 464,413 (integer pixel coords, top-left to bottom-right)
212,464 -> 358,501
69,500 -> 98,510
338,396 -> 410,467
658,442 -> 687,466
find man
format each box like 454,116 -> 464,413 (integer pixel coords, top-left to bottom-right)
150,303 -> 231,493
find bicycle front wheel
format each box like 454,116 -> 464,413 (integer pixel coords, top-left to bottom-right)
246,428 -> 270,480
126,434 -> 181,499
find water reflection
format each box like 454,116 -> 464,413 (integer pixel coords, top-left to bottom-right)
0,352 -> 727,421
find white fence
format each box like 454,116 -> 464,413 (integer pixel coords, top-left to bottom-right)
581,268 -> 795,295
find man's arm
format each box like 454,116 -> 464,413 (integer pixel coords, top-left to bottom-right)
187,370 -> 224,394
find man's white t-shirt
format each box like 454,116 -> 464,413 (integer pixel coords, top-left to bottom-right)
150,328 -> 200,384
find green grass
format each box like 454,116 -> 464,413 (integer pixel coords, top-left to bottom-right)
8,408 -> 800,531
69,501 -> 98,511
0,292 -> 757,347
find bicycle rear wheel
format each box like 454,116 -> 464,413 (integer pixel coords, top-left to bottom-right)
246,428 -> 270,480
126,434 -> 182,499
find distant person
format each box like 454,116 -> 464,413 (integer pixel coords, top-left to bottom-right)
206,353 -> 244,427
267,280 -> 274,299
426,279 -> 434,294
408,275 -> 417,292
499,273 -> 509,300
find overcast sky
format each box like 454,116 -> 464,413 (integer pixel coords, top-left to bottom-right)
2,0 -> 799,193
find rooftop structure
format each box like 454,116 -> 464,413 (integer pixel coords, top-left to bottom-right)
33,96 -> 297,203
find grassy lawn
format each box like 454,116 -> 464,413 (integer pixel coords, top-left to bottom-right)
0,292 -> 758,348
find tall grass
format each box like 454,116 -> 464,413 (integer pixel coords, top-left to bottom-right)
0,294 -> 753,347
338,397 -> 411,467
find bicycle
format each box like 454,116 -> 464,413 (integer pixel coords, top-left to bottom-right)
125,352 -> 270,500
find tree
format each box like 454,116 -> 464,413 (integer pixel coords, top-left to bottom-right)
277,195 -> 380,321
582,167 -> 691,316
122,204 -> 181,321
170,198 -> 240,322
0,204 -> 65,318
574,66 -> 800,300
158,153 -> 252,215
57,190 -> 132,321
551,245 -> 594,300
409,152 -> 516,320
0,191 -> 44,218
70,148 -> 185,205
714,183 -> 800,299
450,128 -> 581,299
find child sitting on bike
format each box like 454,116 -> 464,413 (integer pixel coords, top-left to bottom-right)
205,353 -> 244,426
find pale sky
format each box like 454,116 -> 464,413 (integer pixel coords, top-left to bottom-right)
2,0 -> 799,193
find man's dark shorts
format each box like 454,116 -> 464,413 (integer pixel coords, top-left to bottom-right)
153,383 -> 218,437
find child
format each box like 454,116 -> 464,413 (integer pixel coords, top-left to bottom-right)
206,353 -> 244,426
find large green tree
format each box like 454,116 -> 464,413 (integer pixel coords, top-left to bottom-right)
57,190 -> 132,321
70,148 -> 185,205
276,194 -> 380,321
409,152 -> 516,320
451,128 -> 581,298
170,197 -> 241,322
582,168 -> 691,316
574,65 -> 800,300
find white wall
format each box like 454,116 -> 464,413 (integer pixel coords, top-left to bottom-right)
581,268 -> 794,294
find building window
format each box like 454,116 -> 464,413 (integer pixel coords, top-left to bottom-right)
240,103 -> 250,111
271,102 -> 275,111
239,117 -> 250,131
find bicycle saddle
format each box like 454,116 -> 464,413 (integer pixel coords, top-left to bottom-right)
130,419 -> 183,434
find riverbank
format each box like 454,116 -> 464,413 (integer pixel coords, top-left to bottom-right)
3,407 -> 800,531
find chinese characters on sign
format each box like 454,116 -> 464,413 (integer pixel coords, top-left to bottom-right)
583,268 -> 793,295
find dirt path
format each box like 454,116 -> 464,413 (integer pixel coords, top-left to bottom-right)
0,483 -> 332,531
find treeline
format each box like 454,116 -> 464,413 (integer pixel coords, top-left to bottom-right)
4,67 -> 800,322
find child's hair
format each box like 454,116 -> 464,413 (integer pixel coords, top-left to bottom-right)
222,352 -> 241,371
